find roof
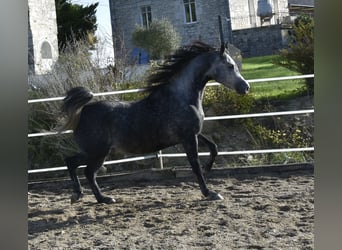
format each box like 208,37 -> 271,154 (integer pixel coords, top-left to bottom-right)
288,0 -> 314,6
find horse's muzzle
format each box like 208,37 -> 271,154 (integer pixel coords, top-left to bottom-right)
236,80 -> 250,95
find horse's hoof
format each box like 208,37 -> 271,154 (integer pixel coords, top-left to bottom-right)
98,196 -> 116,204
207,191 -> 224,201
70,192 -> 83,204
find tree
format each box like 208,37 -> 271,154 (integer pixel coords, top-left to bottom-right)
55,0 -> 98,51
275,15 -> 314,94
132,18 -> 180,60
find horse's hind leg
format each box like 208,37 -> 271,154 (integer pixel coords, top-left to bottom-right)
84,156 -> 115,204
198,134 -> 218,173
65,153 -> 87,203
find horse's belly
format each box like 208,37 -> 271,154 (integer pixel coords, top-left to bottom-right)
112,131 -> 180,154
108,103 -> 202,154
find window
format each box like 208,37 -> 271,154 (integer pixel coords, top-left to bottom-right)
141,6 -> 152,28
184,0 -> 197,23
40,41 -> 52,59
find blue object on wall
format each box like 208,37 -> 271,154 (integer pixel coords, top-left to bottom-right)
132,48 -> 149,64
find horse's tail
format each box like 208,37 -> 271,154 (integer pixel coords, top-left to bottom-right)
59,87 -> 93,132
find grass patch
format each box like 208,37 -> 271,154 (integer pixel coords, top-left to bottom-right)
241,55 -> 298,79
249,80 -> 307,100
241,55 -> 307,100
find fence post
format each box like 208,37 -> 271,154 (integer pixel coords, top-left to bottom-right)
157,150 -> 164,169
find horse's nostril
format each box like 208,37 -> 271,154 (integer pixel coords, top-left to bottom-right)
246,83 -> 250,92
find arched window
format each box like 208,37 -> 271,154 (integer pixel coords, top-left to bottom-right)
41,41 -> 52,59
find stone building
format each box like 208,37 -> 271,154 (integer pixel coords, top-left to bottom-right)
28,0 -> 59,75
109,0 -> 296,59
288,0 -> 314,16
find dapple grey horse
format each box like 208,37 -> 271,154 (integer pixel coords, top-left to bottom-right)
61,41 -> 250,204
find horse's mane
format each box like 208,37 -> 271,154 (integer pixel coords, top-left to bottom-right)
146,41 -> 216,89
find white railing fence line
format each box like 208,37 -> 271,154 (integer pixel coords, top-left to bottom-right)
28,109 -> 314,138
28,74 -> 314,104
28,147 -> 314,174
28,74 -> 314,175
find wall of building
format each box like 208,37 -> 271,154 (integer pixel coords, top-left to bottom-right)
230,0 -> 289,30
109,0 -> 291,60
28,0 -> 59,75
233,24 -> 288,57
110,0 -> 234,58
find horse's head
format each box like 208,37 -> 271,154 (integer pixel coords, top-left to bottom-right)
210,43 -> 250,95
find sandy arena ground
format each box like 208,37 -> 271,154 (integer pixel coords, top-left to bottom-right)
28,165 -> 314,249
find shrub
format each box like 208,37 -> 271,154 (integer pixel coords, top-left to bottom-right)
132,18 -> 180,60
203,85 -> 255,117
274,14 -> 314,94
245,122 -> 313,165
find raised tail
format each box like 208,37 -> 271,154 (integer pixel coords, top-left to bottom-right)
60,87 -> 93,132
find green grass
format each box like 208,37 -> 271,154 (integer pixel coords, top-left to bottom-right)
241,55 -> 298,79
241,55 -> 307,100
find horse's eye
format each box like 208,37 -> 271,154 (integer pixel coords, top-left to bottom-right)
228,63 -> 234,69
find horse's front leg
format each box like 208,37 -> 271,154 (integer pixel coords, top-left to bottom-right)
182,135 -> 223,200
198,133 -> 218,173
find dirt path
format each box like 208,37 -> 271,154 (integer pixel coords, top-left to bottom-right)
28,166 -> 314,249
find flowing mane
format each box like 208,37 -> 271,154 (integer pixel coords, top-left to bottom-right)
147,41 -> 216,88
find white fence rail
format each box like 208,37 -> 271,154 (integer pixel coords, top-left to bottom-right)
28,74 -> 314,174
27,74 -> 314,104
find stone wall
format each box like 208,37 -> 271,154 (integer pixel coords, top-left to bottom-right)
28,0 -> 59,75
232,24 -> 289,57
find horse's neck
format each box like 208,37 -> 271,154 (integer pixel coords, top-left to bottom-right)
169,55 -> 213,105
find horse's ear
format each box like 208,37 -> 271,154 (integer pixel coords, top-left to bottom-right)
220,42 -> 225,55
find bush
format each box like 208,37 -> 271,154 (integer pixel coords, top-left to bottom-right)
132,18 -> 180,60
274,15 -> 314,94
245,121 -> 313,165
203,85 -> 255,116
203,83 -> 313,165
